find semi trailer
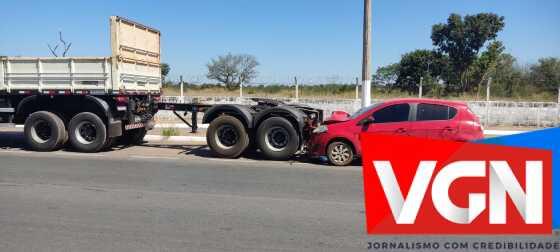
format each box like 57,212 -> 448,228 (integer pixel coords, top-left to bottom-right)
1,16 -> 324,160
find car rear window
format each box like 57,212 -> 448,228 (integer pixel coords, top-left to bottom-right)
417,103 -> 457,121
373,103 -> 410,123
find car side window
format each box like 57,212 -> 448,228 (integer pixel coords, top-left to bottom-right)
416,103 -> 457,121
373,103 -> 410,123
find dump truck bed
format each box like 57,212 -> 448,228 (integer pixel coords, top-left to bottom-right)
0,16 -> 161,94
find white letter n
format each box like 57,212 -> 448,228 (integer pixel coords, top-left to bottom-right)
489,161 -> 543,224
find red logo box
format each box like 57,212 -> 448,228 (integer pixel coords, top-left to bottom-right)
360,134 -> 552,234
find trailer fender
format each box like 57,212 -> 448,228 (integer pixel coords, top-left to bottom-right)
83,95 -> 122,137
202,104 -> 254,129
254,105 -> 307,133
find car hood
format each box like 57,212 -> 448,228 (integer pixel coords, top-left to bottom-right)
324,110 -> 350,125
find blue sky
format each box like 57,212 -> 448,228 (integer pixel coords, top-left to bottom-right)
0,0 -> 558,83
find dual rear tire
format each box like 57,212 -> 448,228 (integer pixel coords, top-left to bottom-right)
24,111 -> 109,153
207,115 -> 299,160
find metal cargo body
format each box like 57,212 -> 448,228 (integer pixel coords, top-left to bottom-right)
0,16 -> 161,94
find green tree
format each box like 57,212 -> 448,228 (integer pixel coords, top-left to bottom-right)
161,63 -> 170,80
431,13 -> 505,93
373,63 -> 399,86
394,50 -> 447,95
472,41 -> 506,96
530,58 -> 560,92
206,53 -> 259,89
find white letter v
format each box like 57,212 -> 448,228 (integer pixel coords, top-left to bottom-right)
374,161 -> 437,224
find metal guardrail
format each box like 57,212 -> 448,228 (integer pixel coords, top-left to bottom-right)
158,96 -> 558,127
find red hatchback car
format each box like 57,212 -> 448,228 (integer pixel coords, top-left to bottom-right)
309,98 -> 484,166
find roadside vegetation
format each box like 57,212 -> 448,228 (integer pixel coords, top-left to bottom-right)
161,128 -> 180,137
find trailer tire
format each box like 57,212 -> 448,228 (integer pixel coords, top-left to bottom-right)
24,111 -> 66,152
68,112 -> 107,153
257,117 -> 299,160
207,115 -> 249,158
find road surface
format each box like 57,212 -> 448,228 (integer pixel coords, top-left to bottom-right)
0,130 -> 368,251
1,130 -> 558,252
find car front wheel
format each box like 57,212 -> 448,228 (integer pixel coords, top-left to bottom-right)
327,141 -> 354,166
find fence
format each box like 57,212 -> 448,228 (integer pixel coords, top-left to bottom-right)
157,96 -> 559,127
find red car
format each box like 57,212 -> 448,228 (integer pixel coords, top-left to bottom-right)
309,98 -> 484,166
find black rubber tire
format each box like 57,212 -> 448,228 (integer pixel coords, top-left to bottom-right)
207,115 -> 249,158
24,111 -> 66,152
327,141 -> 354,166
121,128 -> 147,145
68,112 -> 107,153
256,117 -> 299,160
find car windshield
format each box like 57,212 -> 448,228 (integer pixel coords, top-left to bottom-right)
350,102 -> 382,119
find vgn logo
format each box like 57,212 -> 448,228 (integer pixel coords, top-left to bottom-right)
360,134 -> 552,234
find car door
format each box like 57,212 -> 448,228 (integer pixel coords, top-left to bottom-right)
412,103 -> 459,140
362,103 -> 412,136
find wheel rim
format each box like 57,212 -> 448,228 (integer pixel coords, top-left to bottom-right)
75,121 -> 97,145
330,143 -> 351,164
216,124 -> 239,149
31,120 -> 52,144
265,126 -> 289,151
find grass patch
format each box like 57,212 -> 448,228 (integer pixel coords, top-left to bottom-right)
162,128 -> 180,137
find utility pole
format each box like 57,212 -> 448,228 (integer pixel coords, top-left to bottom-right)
355,77 -> 360,101
361,0 -> 372,107
294,76 -> 299,102
239,83 -> 243,99
419,76 -> 423,98
485,77 -> 492,127
180,75 -> 184,103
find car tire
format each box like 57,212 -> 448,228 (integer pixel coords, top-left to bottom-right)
24,111 -> 66,152
327,141 -> 354,166
257,117 -> 299,160
207,115 -> 249,158
68,112 -> 107,153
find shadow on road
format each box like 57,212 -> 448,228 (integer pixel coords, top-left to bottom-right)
0,131 -> 26,149
140,142 -> 362,167
1,131 -> 361,167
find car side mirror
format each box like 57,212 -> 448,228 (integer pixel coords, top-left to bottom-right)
358,116 -> 375,126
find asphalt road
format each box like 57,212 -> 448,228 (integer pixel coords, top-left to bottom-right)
1,130 -> 559,252
0,130 -> 368,251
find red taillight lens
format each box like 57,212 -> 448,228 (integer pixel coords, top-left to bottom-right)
115,96 -> 129,104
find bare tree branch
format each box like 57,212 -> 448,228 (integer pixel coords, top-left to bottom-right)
59,31 -> 72,57
47,44 -> 59,57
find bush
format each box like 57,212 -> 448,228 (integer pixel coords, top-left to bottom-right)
162,128 -> 180,137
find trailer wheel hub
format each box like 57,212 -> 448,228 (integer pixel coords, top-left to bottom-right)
75,121 -> 98,144
266,127 -> 289,151
31,120 -> 52,143
216,124 -> 239,148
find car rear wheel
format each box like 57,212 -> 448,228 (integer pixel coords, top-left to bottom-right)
68,112 -> 107,153
207,115 -> 249,158
24,111 -> 67,152
327,141 -> 354,166
257,117 -> 299,160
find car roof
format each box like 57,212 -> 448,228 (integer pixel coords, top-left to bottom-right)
382,98 -> 467,107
